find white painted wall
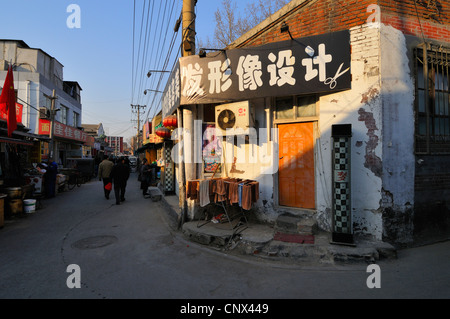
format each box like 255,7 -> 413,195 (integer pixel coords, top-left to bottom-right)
180,25 -> 417,241
314,25 -> 385,239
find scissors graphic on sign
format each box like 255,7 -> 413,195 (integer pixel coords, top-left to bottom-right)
324,63 -> 350,89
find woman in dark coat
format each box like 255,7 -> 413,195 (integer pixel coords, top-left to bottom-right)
110,157 -> 130,205
139,158 -> 150,196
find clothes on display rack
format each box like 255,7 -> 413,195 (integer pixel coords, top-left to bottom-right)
186,177 -> 259,210
199,179 -> 210,207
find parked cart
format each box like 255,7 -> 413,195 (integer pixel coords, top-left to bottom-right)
65,158 -> 95,183
59,168 -> 82,190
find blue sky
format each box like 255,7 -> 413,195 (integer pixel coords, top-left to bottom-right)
0,0 -> 253,142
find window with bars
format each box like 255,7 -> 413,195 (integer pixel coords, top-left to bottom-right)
414,43 -> 450,154
275,95 -> 318,121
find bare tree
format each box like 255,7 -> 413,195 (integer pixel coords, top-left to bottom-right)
200,0 -> 289,50
246,0 -> 289,27
214,0 -> 250,48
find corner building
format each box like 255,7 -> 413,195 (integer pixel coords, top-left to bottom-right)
166,0 -> 450,247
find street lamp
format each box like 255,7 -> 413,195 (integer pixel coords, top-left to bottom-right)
144,89 -> 163,95
198,48 -> 226,58
147,70 -> 170,78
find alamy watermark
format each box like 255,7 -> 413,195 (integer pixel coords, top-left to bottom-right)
66,4 -> 81,29
366,264 -> 381,289
170,121 -> 278,175
66,264 -> 81,288
367,4 -> 381,28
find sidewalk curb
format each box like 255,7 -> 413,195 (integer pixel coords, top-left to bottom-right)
160,193 -> 397,265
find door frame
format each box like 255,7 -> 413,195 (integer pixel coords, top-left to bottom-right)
273,120 -> 318,213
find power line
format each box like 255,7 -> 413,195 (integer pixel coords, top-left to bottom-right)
130,0 -> 182,127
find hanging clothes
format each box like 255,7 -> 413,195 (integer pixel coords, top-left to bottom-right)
186,177 -> 259,211
199,179 -> 210,207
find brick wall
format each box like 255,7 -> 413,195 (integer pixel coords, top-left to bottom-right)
235,0 -> 449,48
380,0 -> 450,41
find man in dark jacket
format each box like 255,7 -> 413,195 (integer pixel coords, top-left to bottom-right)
110,157 -> 130,205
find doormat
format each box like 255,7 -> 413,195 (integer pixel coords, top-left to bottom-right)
274,232 -> 315,244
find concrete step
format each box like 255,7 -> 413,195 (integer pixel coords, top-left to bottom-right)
275,213 -> 318,236
147,187 -> 162,202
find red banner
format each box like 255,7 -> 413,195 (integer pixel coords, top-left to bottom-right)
0,102 -> 23,124
39,119 -> 89,143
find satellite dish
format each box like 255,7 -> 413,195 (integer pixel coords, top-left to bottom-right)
217,109 -> 236,131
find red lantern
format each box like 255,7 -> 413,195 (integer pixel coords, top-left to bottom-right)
156,127 -> 171,138
163,115 -> 177,130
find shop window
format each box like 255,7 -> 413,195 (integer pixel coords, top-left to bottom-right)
275,96 -> 294,119
60,105 -> 68,125
275,95 -> 317,120
73,111 -> 80,127
297,95 -> 317,117
414,44 -> 450,154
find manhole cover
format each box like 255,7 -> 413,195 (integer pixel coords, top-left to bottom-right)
71,235 -> 118,250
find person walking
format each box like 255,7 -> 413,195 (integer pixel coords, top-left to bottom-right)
44,158 -> 58,198
110,156 -> 130,205
98,155 -> 114,199
139,158 -> 151,196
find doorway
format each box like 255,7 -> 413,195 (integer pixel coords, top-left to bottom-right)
278,122 -> 315,209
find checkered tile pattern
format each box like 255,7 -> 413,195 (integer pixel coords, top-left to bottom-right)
333,137 -> 351,234
164,147 -> 174,192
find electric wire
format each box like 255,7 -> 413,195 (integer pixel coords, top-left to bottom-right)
131,0 -> 148,106
130,0 -> 182,131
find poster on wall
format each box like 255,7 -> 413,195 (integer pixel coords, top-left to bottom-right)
202,123 -> 222,174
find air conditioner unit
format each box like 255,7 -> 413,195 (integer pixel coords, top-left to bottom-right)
39,107 -> 49,119
215,101 -> 254,135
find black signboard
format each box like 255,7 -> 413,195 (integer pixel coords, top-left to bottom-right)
178,30 -> 351,105
161,63 -> 181,118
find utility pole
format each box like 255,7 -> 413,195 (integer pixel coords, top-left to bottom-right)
131,104 -> 146,149
48,89 -> 58,161
182,0 -> 196,57
178,0 -> 196,226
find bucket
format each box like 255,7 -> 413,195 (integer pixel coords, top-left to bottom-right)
9,199 -> 23,214
5,187 -> 22,199
23,199 -> 36,214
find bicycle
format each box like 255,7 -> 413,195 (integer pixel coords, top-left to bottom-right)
67,170 -> 82,190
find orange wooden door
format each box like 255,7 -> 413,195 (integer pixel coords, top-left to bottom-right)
278,122 -> 315,209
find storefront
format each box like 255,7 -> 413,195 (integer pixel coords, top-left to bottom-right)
38,118 -> 87,165
159,0 -> 450,246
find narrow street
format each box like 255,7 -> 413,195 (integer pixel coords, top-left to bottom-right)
0,172 -> 449,303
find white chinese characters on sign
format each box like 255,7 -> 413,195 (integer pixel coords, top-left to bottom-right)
208,59 -> 232,94
301,43 -> 332,82
162,68 -> 180,118
73,129 -> 81,140
180,34 -> 350,104
268,49 -> 296,87
236,55 -> 263,91
64,126 -> 74,138
54,123 -> 64,136
181,63 -> 204,97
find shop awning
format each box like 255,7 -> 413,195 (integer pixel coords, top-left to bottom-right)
0,136 -> 34,146
0,127 -> 50,144
136,142 -> 161,153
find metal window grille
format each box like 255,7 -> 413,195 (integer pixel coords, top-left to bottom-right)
414,43 -> 450,154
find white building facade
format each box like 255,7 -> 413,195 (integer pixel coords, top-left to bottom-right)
0,40 -> 86,164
